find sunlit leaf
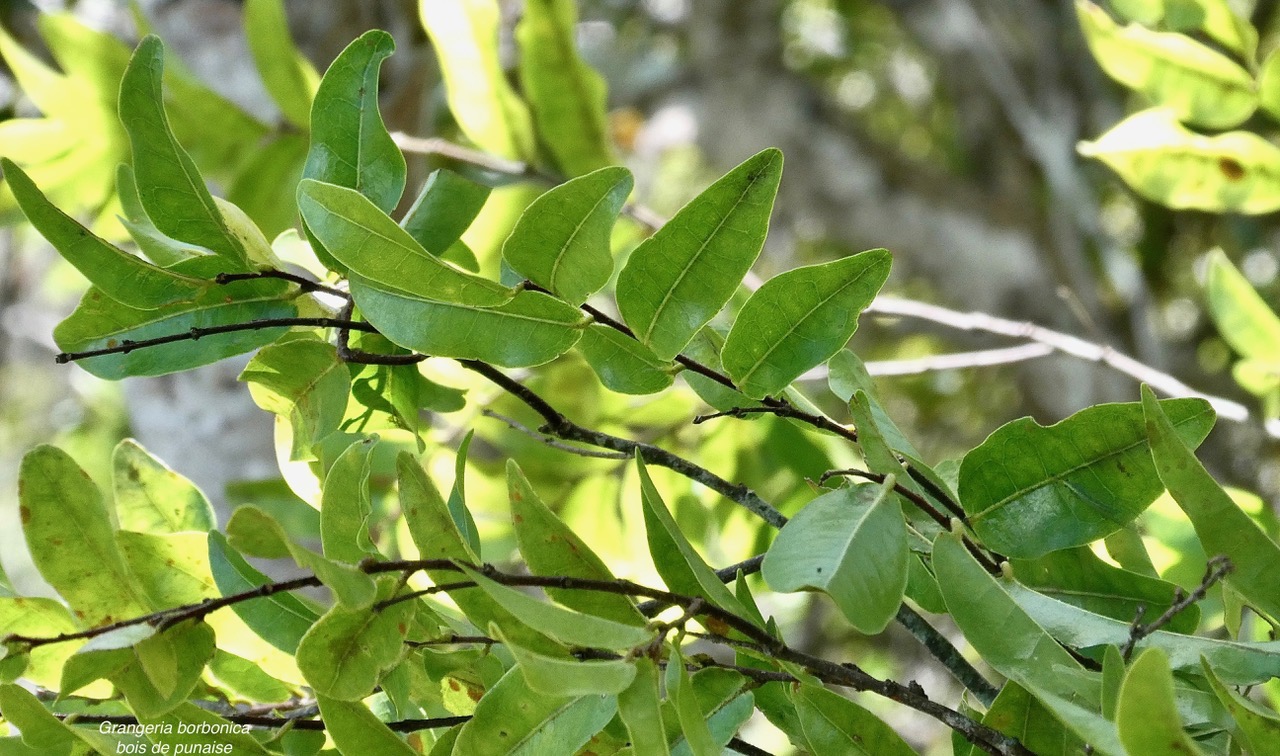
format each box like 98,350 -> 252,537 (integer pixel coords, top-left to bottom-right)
113,439 -> 215,534
1079,108 -> 1280,214
0,599 -> 82,693
1116,648 -> 1203,755
763,480 -> 908,634
454,665 -> 616,755
112,621 -> 215,718
1204,250 -> 1280,401
419,0 -> 537,160
617,149 -> 783,360
503,166 -> 632,305
241,337 -> 351,461
959,397 -> 1215,558
1076,2 -> 1254,129
207,532 -> 319,653
722,249 -> 890,399
1143,385 -> 1280,622
516,0 -> 614,175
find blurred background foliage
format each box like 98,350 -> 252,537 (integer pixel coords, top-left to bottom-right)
1,0 -> 1279,750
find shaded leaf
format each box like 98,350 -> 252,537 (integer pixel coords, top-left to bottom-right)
316,696 -> 417,755
792,682 -> 915,756
241,337 -> 351,461
447,432 -> 482,557
959,682 -> 1082,756
138,703 -> 269,754
115,162 -> 206,267
244,0 -> 319,130
1204,250 -> 1280,401
207,532 -> 319,653
1077,1 -> 1254,129
494,626 -> 636,696
617,149 -> 783,360
762,480 -> 908,634
503,166 -> 632,304
617,658 -> 671,756
722,249 -> 891,398
112,621 -> 215,718
320,437 -> 379,564
516,0 -> 614,175
113,439 -> 215,534
400,168 -> 491,255
959,397 -> 1215,558
1079,108 -> 1280,214
577,323 -> 675,394
296,577 -> 412,700
1116,648 -> 1203,755
1201,658 -> 1280,756
453,666 -> 616,755
1143,385 -> 1280,622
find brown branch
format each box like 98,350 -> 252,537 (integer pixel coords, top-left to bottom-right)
214,270 -> 348,299
55,318 -> 378,364
1122,556 -> 1233,661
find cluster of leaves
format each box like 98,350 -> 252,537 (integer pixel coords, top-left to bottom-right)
2,1 -> 1280,755
1077,0 -> 1280,414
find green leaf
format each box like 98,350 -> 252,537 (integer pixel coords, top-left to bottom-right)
227,505 -> 375,608
3,158 -> 208,308
828,349 -> 919,456
663,668 -> 754,756
244,0 -> 319,130
503,166 -> 632,305
722,249 -> 890,399
664,649 -> 715,756
635,457 -> 756,624
494,625 -> 636,696
763,480 -> 908,635
1076,2 -> 1255,129
1012,546 -> 1197,633
617,148 -> 783,360
225,133 -> 309,240
297,179 -> 509,303
577,324 -> 675,395
53,274 -> 298,380
18,445 -> 152,627
316,696 -> 417,756
1157,0 -> 1258,58
455,666 -> 616,756
350,276 -> 585,367
1260,48 -> 1280,122
959,396 -> 1215,558
119,36 -> 250,270
1201,658 -> 1280,755
112,621 -> 215,718
618,658 -> 671,756
792,682 -> 916,756
419,0 -> 537,160
459,566 -> 654,649
516,0 -> 613,175
296,577 -> 412,700
400,168 -> 491,255
241,337 -> 351,461
207,531 -> 319,653
115,163 -> 207,267
447,432 -> 482,557
1117,648 -> 1203,755
0,599 -> 82,692
508,461 -> 645,625
1143,385 -> 1280,622
1006,582 -> 1280,684
116,531 -> 217,609
1079,108 -> 1280,214
960,682 -> 1082,756
319,436 -> 380,564
113,439 -> 215,534
933,532 -> 1094,702
0,683 -> 77,751
302,31 -> 405,214
1204,250 -> 1280,365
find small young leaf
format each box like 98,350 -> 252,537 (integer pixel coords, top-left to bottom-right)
296,577 -> 412,700
1116,648 -> 1203,755
503,166 -> 632,305
494,625 -> 636,696
302,30 -> 404,214
244,0 -> 319,130
1076,1 -> 1255,129
400,168 -> 491,255
419,0 -> 537,160
241,337 -> 351,460
3,158 -> 208,308
577,324 -> 675,395
453,665 -> 617,756
960,396 -> 1215,558
119,36 -> 250,270
350,277 -> 585,368
320,437 -> 380,564
316,696 -> 417,756
113,439 -> 216,534
722,249 -> 890,399
53,276 -> 298,380
828,349 -> 920,456
1079,108 -> 1280,214
617,148 -> 783,360
792,682 -> 915,755
297,179 -> 511,305
458,566 -> 654,649
516,0 -> 614,175
762,480 -> 908,635
1142,385 -> 1280,622
508,460 -> 646,626
18,445 -> 153,626
618,658 -> 671,756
